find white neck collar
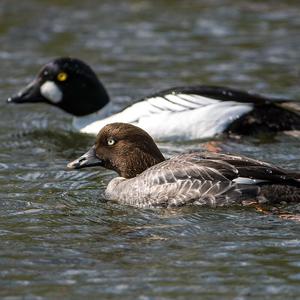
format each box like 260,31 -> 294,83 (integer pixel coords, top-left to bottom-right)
72,102 -> 114,130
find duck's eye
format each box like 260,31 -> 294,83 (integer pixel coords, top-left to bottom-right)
57,72 -> 68,82
107,138 -> 116,146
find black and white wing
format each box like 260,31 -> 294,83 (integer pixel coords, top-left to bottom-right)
115,86 -> 260,122
127,86 -> 300,134
128,85 -> 267,117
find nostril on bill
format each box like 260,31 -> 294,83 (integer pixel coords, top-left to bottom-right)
79,157 -> 86,164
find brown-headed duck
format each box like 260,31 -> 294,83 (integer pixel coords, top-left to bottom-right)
67,123 -> 300,208
8,57 -> 300,141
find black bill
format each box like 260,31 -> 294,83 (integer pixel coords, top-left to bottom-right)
7,78 -> 43,104
67,146 -> 103,169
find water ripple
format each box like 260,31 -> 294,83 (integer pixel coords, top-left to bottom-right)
0,0 -> 300,299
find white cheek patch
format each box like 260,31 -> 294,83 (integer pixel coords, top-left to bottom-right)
40,81 -> 63,103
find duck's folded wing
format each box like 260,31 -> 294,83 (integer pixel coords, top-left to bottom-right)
143,152 -> 300,187
138,84 -> 294,112
138,154 -> 255,207
136,152 -> 300,207
195,152 -> 300,187
145,154 -> 238,182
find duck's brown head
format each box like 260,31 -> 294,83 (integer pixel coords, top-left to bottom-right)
67,123 -> 165,178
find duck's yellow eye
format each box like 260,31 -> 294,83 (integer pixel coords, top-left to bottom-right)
57,72 -> 68,81
107,138 -> 116,146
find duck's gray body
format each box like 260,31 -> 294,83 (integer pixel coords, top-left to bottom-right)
105,152 -> 300,208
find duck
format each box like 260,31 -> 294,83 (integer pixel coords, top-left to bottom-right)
67,123 -> 300,208
8,57 -> 300,141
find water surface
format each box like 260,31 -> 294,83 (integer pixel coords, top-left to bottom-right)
1,1 -> 300,299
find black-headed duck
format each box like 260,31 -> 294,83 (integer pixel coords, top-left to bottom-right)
8,57 -> 300,141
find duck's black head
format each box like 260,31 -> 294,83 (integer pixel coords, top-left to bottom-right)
7,57 -> 110,116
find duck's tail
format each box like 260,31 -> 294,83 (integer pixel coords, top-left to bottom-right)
276,101 -> 300,116
226,99 -> 300,135
294,173 -> 300,180
268,100 -> 300,131
259,184 -> 300,204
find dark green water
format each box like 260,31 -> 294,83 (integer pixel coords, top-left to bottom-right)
1,1 -> 300,299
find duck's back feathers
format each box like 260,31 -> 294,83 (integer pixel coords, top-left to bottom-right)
196,152 -> 300,187
148,85 -> 275,105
